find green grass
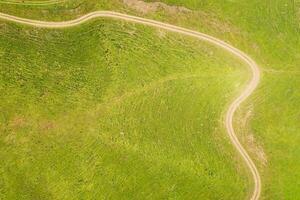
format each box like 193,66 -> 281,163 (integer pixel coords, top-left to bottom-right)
141,0 -> 300,199
236,73 -> 300,199
1,0 -> 299,199
0,18 -> 251,199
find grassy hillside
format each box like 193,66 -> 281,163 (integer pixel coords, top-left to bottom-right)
0,15 -> 251,199
0,0 -> 299,199
143,0 -> 300,199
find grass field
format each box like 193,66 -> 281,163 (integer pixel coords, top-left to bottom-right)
0,15 -> 252,199
0,0 -> 299,199
144,0 -> 300,199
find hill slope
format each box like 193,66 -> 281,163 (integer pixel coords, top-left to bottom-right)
145,0 -> 300,199
0,12 -> 251,199
1,0 -> 299,199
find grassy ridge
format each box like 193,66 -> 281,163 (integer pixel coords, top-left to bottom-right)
0,19 -> 250,199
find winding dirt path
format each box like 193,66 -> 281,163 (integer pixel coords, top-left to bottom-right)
0,11 -> 261,200
0,0 -> 64,6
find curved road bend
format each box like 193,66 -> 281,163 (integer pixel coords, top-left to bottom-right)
0,11 -> 261,200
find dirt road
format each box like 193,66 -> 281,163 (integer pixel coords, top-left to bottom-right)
0,11 -> 261,200
0,0 -> 64,5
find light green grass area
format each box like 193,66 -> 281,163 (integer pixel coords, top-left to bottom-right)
0,0 -> 299,199
143,0 -> 300,199
236,73 -> 300,199
0,18 -> 251,199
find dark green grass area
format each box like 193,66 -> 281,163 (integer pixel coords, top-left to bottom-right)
0,19 -> 250,199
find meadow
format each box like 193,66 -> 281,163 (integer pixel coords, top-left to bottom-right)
145,0 -> 300,199
0,12 -> 251,199
0,0 -> 299,199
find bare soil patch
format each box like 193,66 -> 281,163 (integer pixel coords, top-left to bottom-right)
9,116 -> 27,129
39,120 -> 56,131
123,0 -> 191,14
